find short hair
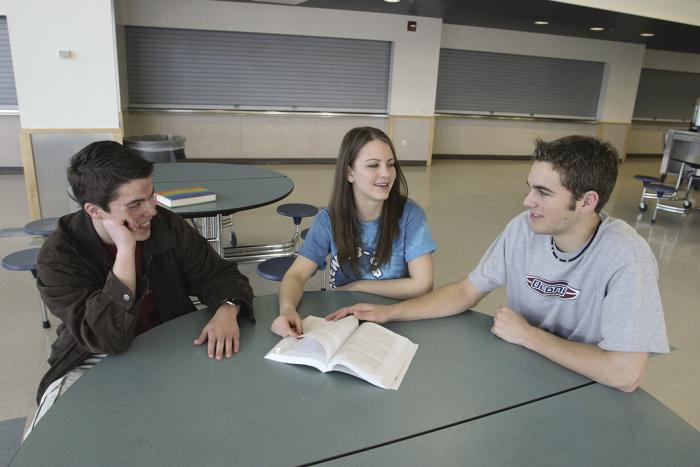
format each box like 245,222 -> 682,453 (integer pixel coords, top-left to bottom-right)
533,135 -> 619,213
67,141 -> 153,212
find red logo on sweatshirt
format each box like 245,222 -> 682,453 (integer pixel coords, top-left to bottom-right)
526,275 -> 580,300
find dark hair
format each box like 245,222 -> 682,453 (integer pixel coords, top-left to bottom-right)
67,141 -> 154,212
329,127 -> 408,276
533,135 -> 619,213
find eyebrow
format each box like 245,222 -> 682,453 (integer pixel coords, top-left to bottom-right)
364,157 -> 395,162
526,181 -> 555,194
126,188 -> 155,207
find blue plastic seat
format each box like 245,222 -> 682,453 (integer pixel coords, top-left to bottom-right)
2,248 -> 51,328
256,205 -> 325,289
276,203 -> 319,226
257,256 -> 296,282
24,217 -> 59,236
633,175 -> 663,212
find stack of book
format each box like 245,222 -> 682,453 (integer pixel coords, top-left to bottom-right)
156,187 -> 216,208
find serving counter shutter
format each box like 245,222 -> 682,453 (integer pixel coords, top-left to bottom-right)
0,17 -> 18,108
436,49 -> 604,119
125,26 -> 390,113
633,68 -> 700,121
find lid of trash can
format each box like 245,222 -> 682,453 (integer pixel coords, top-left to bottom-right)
124,134 -> 186,152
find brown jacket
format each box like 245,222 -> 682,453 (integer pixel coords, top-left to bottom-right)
35,206 -> 254,403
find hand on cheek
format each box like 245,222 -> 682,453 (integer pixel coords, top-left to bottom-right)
102,217 -> 137,249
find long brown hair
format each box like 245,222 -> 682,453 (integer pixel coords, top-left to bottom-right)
329,127 -> 408,277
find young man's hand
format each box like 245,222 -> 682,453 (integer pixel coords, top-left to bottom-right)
194,303 -> 240,359
491,306 -> 535,347
326,303 -> 395,323
101,217 -> 138,251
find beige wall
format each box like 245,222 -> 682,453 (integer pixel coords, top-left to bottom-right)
0,114 -> 21,167
433,117 -> 597,157
123,112 -> 389,160
6,0 -> 121,129
628,122 -> 689,154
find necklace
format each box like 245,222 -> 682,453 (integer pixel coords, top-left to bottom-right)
550,220 -> 602,263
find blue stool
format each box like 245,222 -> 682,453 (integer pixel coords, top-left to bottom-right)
257,256 -> 296,281
2,248 -> 51,328
646,183 -> 683,223
256,253 -> 327,290
256,206 -> 326,290
276,204 -> 319,250
24,217 -> 59,236
633,175 -> 662,212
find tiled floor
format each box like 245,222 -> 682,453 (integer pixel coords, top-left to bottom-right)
1,157 -> 698,436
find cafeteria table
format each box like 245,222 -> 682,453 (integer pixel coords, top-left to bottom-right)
11,292 -> 698,466
152,162 -> 294,258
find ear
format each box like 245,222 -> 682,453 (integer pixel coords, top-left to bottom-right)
580,191 -> 599,212
83,202 -> 103,220
346,167 -> 355,184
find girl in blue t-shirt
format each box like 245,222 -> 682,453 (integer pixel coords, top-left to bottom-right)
271,127 -> 436,338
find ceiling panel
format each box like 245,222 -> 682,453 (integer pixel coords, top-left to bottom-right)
233,0 -> 700,54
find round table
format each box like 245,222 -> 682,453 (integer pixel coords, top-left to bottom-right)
152,162 -> 293,218
152,162 -> 294,257
12,292 -> 698,466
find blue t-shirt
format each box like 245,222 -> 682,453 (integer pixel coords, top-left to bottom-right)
300,200 -> 436,289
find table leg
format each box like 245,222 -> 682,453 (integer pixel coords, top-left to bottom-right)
199,215 -> 223,257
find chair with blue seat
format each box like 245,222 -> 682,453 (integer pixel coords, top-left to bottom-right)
633,130 -> 698,213
2,248 -> 51,328
255,227 -> 313,282
646,183 -> 686,223
24,217 -> 59,237
633,175 -> 663,212
272,203 -> 319,253
256,206 -> 326,290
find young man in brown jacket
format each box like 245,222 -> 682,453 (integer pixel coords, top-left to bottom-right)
26,141 -> 254,437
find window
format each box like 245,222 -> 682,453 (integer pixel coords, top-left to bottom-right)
633,68 -> 700,121
0,17 -> 18,109
125,26 -> 391,113
436,49 -> 604,119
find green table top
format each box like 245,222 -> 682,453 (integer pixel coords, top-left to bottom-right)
152,162 -> 293,217
14,292 -> 597,466
327,383 -> 700,467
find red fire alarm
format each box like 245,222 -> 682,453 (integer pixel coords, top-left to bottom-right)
407,21 -> 417,32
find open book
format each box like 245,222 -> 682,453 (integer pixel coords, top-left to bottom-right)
265,315 -> 418,390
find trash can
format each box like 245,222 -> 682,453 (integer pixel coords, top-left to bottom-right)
124,134 -> 187,163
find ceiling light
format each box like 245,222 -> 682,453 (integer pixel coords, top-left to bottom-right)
590,27 -> 605,31
534,21 -> 549,25
640,32 -> 655,37
384,0 -> 400,3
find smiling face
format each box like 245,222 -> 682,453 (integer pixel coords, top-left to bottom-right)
523,161 -> 581,237
347,139 -> 396,212
100,178 -> 157,241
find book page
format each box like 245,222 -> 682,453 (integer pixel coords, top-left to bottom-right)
330,323 -> 418,390
264,315 -> 358,372
299,315 -> 358,360
264,332 -> 330,373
